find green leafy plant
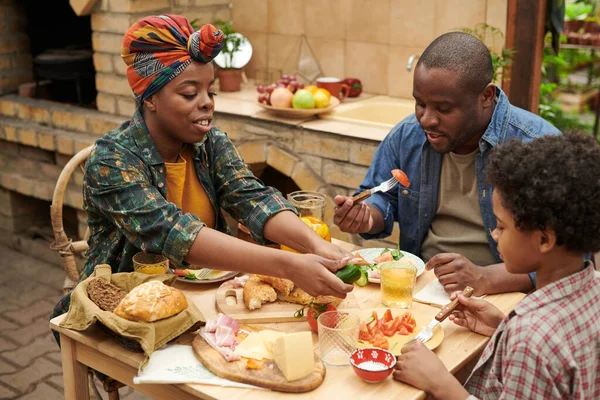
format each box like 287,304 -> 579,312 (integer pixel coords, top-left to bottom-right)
539,43 -> 594,133
213,20 -> 247,70
461,23 -> 514,82
565,1 -> 593,21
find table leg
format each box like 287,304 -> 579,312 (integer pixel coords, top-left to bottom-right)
60,333 -> 90,400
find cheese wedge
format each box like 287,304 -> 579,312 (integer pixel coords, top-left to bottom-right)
271,331 -> 315,382
234,330 -> 286,360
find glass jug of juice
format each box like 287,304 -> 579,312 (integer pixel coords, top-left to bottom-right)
281,191 -> 331,252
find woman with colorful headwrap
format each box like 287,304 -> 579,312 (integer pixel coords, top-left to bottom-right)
51,15 -> 353,322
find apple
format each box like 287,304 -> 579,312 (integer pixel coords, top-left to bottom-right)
292,89 -> 315,109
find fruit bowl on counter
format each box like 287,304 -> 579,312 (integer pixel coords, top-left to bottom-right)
257,96 -> 340,117
256,74 -> 340,117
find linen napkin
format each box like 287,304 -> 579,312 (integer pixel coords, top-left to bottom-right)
414,278 -> 486,307
133,344 -> 263,389
413,279 -> 451,307
60,264 -> 205,363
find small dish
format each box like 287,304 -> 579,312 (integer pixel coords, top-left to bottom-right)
350,348 -> 396,383
172,269 -> 240,284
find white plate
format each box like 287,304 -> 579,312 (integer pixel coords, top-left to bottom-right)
351,248 -> 425,284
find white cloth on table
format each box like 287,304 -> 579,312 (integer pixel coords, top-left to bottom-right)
133,344 -> 263,389
413,279 -> 451,307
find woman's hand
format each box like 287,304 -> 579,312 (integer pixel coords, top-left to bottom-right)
284,253 -> 353,298
448,292 -> 505,337
393,340 -> 468,399
310,240 -> 354,266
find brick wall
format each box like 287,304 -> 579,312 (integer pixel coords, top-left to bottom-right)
0,0 -> 32,95
91,0 -> 232,117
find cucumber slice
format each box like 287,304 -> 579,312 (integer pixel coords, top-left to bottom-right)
354,270 -> 369,287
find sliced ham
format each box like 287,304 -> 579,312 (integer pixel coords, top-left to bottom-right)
216,313 -> 240,333
204,319 -> 218,333
220,275 -> 249,289
215,325 -> 236,347
199,330 -> 241,362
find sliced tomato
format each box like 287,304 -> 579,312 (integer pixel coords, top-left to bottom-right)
383,309 -> 393,323
359,322 -> 374,341
391,169 -> 410,187
399,322 -> 414,333
173,269 -> 189,277
371,333 -> 389,350
381,319 -> 400,337
398,326 -> 409,335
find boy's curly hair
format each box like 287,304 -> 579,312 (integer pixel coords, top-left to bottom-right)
486,131 -> 600,253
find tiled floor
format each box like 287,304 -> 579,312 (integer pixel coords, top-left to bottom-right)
0,244 -> 151,400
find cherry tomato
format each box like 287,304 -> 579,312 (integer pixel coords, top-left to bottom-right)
306,303 -> 336,333
391,169 -> 410,187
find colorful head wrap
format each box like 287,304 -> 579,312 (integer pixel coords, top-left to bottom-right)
122,15 -> 224,103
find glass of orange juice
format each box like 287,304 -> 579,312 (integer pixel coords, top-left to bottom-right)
281,191 -> 331,252
380,260 -> 417,308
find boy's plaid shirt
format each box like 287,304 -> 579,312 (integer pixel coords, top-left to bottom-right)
465,262 -> 600,399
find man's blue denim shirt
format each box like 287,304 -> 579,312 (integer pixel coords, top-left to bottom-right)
357,87 -> 560,286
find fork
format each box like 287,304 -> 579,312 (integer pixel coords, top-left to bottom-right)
404,286 -> 474,348
351,176 -> 398,204
191,268 -> 213,279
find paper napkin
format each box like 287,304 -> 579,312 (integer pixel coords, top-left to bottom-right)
413,279 -> 451,307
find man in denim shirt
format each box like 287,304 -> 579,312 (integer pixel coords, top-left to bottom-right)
334,32 -> 559,296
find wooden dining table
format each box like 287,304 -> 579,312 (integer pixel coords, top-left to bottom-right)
50,239 -> 525,400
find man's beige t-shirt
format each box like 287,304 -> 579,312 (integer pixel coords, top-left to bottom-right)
420,149 -> 496,266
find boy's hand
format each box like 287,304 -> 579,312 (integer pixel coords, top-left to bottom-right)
394,340 -> 462,396
448,292 -> 505,337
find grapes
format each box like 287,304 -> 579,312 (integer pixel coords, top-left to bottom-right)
257,74 -> 305,104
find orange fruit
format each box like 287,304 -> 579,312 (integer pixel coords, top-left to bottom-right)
280,216 -> 331,252
304,85 -> 319,95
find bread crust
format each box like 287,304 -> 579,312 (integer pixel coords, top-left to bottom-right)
256,274 -> 294,296
113,281 -> 188,322
243,275 -> 277,310
87,278 -> 126,312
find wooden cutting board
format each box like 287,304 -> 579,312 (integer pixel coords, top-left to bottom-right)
215,286 -> 360,323
192,326 -> 326,393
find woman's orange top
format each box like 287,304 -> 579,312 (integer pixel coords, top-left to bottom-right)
164,146 -> 215,229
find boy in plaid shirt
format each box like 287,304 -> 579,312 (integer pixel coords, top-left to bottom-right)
393,132 -> 600,399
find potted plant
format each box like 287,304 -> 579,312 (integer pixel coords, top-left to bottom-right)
564,1 -> 592,33
213,20 -> 249,92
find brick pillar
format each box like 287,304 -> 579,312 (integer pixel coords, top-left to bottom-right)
0,1 -> 33,95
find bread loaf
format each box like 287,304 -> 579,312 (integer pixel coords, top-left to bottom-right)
113,281 -> 188,322
87,278 -> 127,312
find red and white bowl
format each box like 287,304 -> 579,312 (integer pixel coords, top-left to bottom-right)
350,347 -> 396,383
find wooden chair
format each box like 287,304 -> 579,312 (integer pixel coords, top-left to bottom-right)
50,145 -> 124,400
